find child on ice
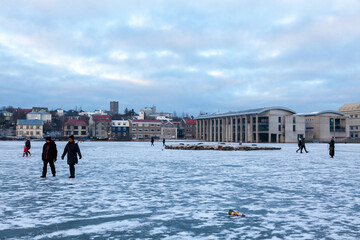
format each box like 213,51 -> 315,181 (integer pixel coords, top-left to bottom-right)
23,145 -> 28,157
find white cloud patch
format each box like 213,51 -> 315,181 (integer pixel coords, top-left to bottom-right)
109,51 -> 128,61
198,50 -> 225,57
127,15 -> 147,28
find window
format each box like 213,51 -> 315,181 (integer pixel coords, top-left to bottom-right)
293,117 -> 296,123
132,123 -> 136,127
350,126 -> 353,130
144,124 -> 149,127
67,126 -> 70,129
132,129 -> 136,132
26,126 -> 29,129
293,125 -> 296,132
151,124 -> 154,127
74,126 -> 78,129
82,126 -> 86,129
36,131 -> 40,135
157,129 -> 160,132
138,129 -> 142,132
278,117 -> 281,123
81,131 -> 87,135
37,126 -> 40,129
138,123 -> 143,127
74,131 -> 78,135
20,126 -> 23,129
278,125 -> 281,131
151,129 -> 155,132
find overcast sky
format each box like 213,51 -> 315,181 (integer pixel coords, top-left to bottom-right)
0,0 -> 359,115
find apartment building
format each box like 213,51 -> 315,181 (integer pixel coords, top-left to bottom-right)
130,119 -> 161,140
64,119 -> 89,138
16,119 -> 43,138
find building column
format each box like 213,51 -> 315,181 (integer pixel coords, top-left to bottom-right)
256,115 -> 259,143
217,118 -> 220,142
249,116 -> 253,143
209,119 -> 212,142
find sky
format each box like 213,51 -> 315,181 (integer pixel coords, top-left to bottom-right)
0,0 -> 359,115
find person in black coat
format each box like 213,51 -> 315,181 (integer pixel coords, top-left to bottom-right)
329,137 -> 335,158
300,137 -> 309,153
25,137 -> 31,156
61,135 -> 82,178
296,137 -> 302,153
41,136 -> 57,178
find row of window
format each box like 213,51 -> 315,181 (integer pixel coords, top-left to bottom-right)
350,126 -> 359,130
18,131 -> 41,135
132,123 -> 161,127
66,126 -> 87,130
19,125 -> 41,130
132,129 -> 161,132
349,115 -> 359,118
65,131 -> 87,135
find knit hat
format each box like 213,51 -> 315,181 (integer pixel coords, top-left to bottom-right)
69,135 -> 74,140
46,136 -> 51,141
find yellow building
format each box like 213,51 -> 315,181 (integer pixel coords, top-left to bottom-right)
16,120 -> 43,138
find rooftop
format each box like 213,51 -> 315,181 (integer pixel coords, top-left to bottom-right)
130,119 -> 161,123
338,102 -> 360,112
92,115 -> 112,122
196,107 -> 296,120
296,110 -> 345,116
17,119 -> 43,125
183,119 -> 197,125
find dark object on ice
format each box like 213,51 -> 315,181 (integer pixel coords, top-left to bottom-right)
62,136 -> 82,178
151,137 -> 154,146
41,138 -> 57,177
25,137 -> 31,156
228,209 -> 245,217
163,138 -> 166,146
329,137 -> 335,158
296,137 -> 302,153
165,144 -> 281,151
300,137 -> 308,153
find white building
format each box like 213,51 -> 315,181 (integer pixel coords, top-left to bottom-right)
27,111 -> 52,123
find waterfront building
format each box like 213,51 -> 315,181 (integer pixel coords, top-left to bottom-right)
16,119 -> 43,138
161,121 -> 177,139
111,120 -> 130,140
338,102 -> 360,140
130,119 -> 161,140
296,111 -> 347,142
89,115 -> 112,139
64,119 -> 89,138
0,111 -> 13,121
196,107 -> 304,143
180,119 -> 197,139
26,110 -> 52,123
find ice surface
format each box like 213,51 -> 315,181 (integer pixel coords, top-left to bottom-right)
0,141 -> 360,239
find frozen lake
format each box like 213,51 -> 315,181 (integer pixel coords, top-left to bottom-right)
0,141 -> 360,239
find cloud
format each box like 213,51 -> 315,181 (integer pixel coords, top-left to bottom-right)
0,0 -> 359,114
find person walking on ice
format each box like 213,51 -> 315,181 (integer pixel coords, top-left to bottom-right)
61,135 -> 82,178
25,137 -> 31,156
41,137 -> 57,178
151,137 -> 154,146
329,137 -> 335,158
23,144 -> 28,157
296,137 -> 302,153
163,138 -> 166,147
300,137 -> 309,153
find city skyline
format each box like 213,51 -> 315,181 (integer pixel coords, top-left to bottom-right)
1,0 -> 359,115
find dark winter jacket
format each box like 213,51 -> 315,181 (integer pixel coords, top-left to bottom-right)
61,141 -> 82,165
329,139 -> 335,148
42,141 -> 57,161
25,139 -> 31,149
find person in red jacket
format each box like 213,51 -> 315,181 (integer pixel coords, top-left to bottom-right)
23,145 -> 28,157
